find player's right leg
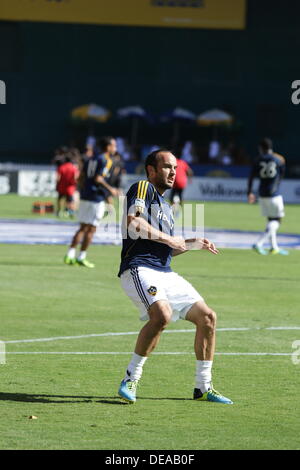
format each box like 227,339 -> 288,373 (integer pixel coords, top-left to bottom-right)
118,268 -> 171,403
118,300 -> 172,403
76,224 -> 97,268
64,223 -> 86,265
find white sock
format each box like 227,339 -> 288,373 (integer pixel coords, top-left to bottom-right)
77,251 -> 86,261
195,360 -> 213,393
67,247 -> 76,259
256,222 -> 272,248
124,353 -> 148,382
269,220 -> 280,250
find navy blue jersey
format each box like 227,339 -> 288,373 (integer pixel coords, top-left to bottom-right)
80,153 -> 113,202
118,180 -> 175,277
248,152 -> 285,198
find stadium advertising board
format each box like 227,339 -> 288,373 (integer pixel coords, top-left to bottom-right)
125,174 -> 300,204
0,171 -> 18,194
18,170 -> 57,197
0,0 -> 246,30
4,171 -> 300,204
183,177 -> 300,204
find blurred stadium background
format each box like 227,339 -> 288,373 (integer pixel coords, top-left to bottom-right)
0,0 -> 300,197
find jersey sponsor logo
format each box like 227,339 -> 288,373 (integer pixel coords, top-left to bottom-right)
156,209 -> 174,230
147,286 -> 157,296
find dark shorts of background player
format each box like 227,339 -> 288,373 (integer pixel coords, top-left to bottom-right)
58,193 -> 74,203
170,187 -> 184,203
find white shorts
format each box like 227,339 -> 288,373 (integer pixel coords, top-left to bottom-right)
259,195 -> 285,219
120,266 -> 203,322
78,200 -> 105,227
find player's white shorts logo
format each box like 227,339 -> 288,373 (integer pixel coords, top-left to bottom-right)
147,286 -> 157,296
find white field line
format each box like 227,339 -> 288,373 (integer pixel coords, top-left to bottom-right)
5,351 -> 291,356
4,326 -> 300,345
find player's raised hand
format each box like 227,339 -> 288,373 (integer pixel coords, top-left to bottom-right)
201,238 -> 219,254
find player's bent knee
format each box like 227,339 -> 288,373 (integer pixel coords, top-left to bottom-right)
186,301 -> 217,330
148,301 -> 172,329
204,309 -> 217,330
197,309 -> 216,331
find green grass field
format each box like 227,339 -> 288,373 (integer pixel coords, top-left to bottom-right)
0,196 -> 299,450
1,193 -> 299,233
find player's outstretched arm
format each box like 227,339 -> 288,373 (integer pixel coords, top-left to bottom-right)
172,238 -> 219,257
127,215 -> 186,252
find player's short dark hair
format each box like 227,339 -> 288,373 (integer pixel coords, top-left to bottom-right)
145,148 -> 171,177
98,136 -> 115,152
259,138 -> 273,152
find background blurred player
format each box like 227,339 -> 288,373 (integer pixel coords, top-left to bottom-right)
117,149 -> 233,405
247,138 -> 288,255
56,153 -> 79,218
103,151 -> 126,217
64,137 -> 119,268
169,153 -> 193,217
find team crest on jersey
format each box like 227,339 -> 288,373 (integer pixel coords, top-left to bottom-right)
134,198 -> 146,214
147,286 -> 157,296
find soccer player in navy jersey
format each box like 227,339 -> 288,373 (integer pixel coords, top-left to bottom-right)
117,149 -> 233,404
247,138 -> 288,255
64,137 -> 119,268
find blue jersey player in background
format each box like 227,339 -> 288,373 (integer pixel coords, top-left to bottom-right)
64,136 -> 119,267
117,148 -> 233,405
247,137 -> 288,255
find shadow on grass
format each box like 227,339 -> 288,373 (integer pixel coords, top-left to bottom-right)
0,392 -> 124,405
0,392 -> 191,404
0,262 -> 64,267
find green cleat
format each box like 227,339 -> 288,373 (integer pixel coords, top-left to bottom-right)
194,387 -> 233,404
252,244 -> 267,255
76,259 -> 95,268
269,248 -> 289,256
64,255 -> 76,265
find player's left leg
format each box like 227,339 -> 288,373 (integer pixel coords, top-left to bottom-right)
185,301 -> 233,404
253,219 -> 271,255
57,194 -> 65,217
268,217 -> 289,255
118,300 -> 172,403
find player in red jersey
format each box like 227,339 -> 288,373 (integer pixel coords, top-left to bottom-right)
169,155 -> 193,216
56,155 -> 79,218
